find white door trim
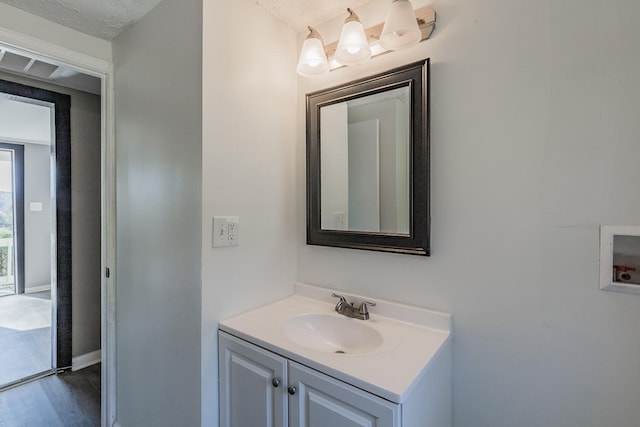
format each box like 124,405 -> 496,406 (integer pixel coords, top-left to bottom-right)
0,26 -> 117,427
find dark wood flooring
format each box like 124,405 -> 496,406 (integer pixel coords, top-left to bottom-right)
0,326 -> 50,387
0,291 -> 53,386
0,363 -> 100,427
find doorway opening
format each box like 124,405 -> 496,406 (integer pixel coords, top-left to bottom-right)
0,34 -> 114,426
0,140 -> 48,387
0,82 -> 72,391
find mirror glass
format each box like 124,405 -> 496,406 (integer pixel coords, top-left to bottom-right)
613,235 -> 640,285
306,60 -> 430,255
320,86 -> 410,234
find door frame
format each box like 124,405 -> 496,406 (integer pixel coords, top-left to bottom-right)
0,142 -> 24,296
0,28 -> 116,427
0,82 -> 72,372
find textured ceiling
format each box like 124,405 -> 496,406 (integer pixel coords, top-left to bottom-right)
0,0 -> 164,40
0,0 -> 372,41
0,0 -> 371,94
255,0 -> 372,32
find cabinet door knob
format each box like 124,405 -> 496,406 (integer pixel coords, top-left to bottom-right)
272,378 -> 281,388
288,385 -> 296,395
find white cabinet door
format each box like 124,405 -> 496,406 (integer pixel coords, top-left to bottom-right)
288,361 -> 400,427
219,332 -> 287,427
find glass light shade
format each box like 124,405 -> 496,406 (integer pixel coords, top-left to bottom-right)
335,17 -> 371,65
297,36 -> 329,77
379,0 -> 421,51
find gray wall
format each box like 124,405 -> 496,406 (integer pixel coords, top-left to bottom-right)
113,0 -> 202,424
24,142 -> 52,290
297,0 -> 640,426
0,70 -> 101,357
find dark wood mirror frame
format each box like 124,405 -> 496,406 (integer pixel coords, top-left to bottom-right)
306,59 -> 430,256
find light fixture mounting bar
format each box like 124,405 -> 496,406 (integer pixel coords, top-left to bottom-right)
324,6 -> 436,68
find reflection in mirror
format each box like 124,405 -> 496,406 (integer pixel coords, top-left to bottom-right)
613,235 -> 640,285
320,86 -> 410,234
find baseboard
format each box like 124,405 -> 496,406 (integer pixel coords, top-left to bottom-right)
25,285 -> 51,293
72,349 -> 101,371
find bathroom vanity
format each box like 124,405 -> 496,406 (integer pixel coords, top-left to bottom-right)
218,283 -> 452,427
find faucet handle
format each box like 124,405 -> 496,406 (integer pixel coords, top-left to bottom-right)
331,293 -> 348,312
358,300 -> 376,316
331,293 -> 347,304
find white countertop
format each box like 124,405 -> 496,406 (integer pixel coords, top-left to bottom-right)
219,283 -> 451,403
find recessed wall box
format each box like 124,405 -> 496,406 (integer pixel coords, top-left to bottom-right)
600,226 -> 640,295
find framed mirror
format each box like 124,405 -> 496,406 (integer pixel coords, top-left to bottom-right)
306,59 -> 430,255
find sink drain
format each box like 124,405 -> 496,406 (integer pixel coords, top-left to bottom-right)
334,350 -> 346,354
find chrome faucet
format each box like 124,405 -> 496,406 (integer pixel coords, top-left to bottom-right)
331,293 -> 376,320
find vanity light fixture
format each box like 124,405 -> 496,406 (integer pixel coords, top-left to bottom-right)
296,4 -> 436,77
379,0 -> 422,50
296,26 -> 330,77
335,8 -> 371,66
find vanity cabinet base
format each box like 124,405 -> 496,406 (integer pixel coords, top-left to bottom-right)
290,360 -> 399,426
219,331 -> 287,427
219,331 -> 451,427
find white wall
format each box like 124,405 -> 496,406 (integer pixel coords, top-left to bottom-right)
0,2 -> 111,62
201,0 -> 298,424
320,102 -> 349,230
297,1 -> 640,426
113,0 -> 202,425
0,98 -> 51,144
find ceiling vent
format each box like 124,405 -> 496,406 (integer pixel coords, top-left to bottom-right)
0,48 -> 101,95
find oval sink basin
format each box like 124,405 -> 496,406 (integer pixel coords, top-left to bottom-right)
282,314 -> 383,355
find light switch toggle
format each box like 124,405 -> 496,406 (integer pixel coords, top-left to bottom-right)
213,216 -> 239,247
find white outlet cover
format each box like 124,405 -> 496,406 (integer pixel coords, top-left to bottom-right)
213,216 -> 239,248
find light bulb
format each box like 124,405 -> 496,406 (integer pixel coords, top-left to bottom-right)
297,27 -> 329,77
380,0 -> 421,51
335,9 -> 371,66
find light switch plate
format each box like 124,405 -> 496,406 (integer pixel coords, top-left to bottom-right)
213,216 -> 239,247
